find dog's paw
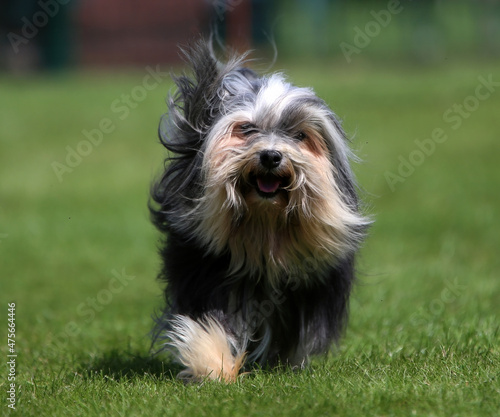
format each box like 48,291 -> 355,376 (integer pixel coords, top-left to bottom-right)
167,314 -> 246,383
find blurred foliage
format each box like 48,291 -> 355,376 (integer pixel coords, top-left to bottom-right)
273,0 -> 500,62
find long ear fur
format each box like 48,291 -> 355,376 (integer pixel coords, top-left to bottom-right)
149,40 -> 250,234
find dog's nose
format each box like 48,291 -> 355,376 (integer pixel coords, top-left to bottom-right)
260,150 -> 282,169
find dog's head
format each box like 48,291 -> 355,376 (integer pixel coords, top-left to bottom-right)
152,41 -> 369,284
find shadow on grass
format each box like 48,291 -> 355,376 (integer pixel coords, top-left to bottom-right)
75,348 -> 322,383
77,348 -> 182,382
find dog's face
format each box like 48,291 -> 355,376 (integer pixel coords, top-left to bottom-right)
191,72 -> 367,283
204,75 -> 337,212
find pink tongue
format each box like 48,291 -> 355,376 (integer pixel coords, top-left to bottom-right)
257,176 -> 281,193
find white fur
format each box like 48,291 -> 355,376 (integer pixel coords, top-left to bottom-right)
166,315 -> 246,382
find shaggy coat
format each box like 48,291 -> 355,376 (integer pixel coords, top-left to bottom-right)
150,40 -> 369,382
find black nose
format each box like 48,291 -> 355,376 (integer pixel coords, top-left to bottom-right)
260,150 -> 282,169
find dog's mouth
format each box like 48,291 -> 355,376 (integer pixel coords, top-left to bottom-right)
250,173 -> 290,198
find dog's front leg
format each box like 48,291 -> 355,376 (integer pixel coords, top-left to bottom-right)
166,314 -> 246,383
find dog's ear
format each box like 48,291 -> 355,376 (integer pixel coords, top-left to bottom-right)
174,40 -> 222,133
158,40 -> 222,158
152,40 -> 253,230
162,40 -> 253,149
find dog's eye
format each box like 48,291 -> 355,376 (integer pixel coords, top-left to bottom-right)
295,131 -> 307,141
238,123 -> 258,136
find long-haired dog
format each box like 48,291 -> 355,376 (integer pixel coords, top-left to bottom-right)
150,40 -> 370,382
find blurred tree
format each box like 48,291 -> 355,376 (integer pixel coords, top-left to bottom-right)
0,0 -> 75,71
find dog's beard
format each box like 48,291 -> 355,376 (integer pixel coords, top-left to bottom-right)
191,128 -> 365,286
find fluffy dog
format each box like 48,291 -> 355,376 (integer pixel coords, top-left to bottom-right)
150,40 -> 369,382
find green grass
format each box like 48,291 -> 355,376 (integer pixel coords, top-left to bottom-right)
1,60 -> 499,416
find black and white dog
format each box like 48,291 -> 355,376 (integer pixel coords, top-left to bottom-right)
150,40 -> 369,382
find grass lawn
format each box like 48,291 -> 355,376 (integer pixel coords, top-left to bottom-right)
1,59 -> 499,416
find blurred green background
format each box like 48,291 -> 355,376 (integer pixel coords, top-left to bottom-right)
1,1 -> 499,416
277,0 -> 500,62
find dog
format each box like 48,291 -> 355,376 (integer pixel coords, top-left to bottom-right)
150,40 -> 370,382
